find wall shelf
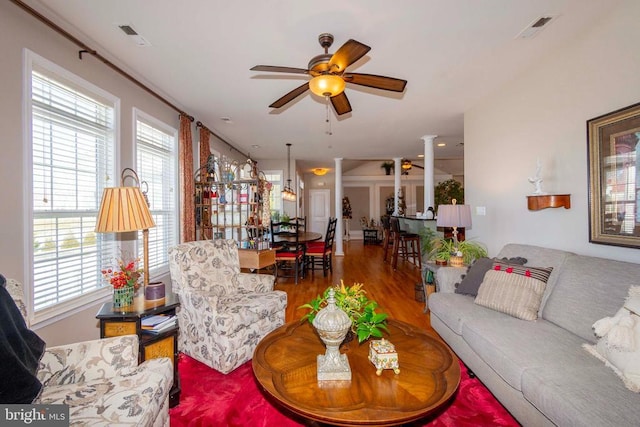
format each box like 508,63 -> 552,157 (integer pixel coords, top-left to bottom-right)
527,194 -> 571,211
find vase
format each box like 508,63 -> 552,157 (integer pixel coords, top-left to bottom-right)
113,286 -> 134,309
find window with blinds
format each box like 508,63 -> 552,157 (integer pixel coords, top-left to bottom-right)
135,112 -> 178,276
264,172 -> 283,216
29,57 -> 117,315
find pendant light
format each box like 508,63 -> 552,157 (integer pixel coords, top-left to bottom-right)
282,143 -> 297,201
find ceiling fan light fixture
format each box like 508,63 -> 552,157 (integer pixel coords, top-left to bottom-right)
309,74 -> 345,97
312,167 -> 329,176
401,159 -> 412,170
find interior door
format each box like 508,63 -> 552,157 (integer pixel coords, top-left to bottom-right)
309,189 -> 331,237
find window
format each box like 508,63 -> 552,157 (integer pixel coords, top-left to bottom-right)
263,171 -> 283,217
135,111 -> 178,276
27,51 -> 118,320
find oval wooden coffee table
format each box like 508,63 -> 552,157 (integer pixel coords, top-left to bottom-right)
253,319 -> 460,426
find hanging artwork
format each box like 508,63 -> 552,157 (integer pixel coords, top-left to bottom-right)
587,102 -> 640,248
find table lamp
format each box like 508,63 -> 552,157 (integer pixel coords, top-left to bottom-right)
436,199 -> 472,266
95,170 -> 156,290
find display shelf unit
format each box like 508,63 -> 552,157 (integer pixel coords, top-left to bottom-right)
194,157 -> 275,270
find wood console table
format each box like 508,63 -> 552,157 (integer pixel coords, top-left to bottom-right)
253,319 -> 460,426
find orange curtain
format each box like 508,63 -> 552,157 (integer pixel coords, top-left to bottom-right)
179,114 -> 195,242
199,126 -> 211,172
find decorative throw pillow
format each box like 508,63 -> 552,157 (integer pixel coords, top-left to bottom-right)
474,262 -> 552,320
583,286 -> 640,392
455,256 -> 528,296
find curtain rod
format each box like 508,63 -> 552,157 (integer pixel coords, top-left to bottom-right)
11,0 -> 248,159
196,121 -> 249,159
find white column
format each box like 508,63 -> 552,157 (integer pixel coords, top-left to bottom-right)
393,157 -> 402,215
421,135 -> 437,211
334,158 -> 344,256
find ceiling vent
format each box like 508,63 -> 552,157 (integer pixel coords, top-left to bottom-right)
117,24 -> 152,47
516,15 -> 558,39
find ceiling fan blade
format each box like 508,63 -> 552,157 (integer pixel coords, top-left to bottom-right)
328,39 -> 371,72
250,65 -> 309,74
330,92 -> 352,116
344,73 -> 407,92
269,82 -> 310,108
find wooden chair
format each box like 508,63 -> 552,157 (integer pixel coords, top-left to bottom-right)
389,216 -> 422,270
271,220 -> 306,284
381,215 -> 394,262
306,217 -> 338,277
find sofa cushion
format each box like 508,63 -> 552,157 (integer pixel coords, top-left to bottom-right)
455,257 -> 528,296
542,255 -> 640,343
428,293 -> 501,335
37,358 -> 172,427
495,244 -> 572,312
462,317 -> 600,391
521,364 -> 640,427
474,263 -> 552,321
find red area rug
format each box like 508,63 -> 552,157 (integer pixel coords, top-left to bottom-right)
170,353 -> 519,427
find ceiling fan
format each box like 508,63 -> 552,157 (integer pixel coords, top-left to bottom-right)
402,159 -> 423,171
250,33 -> 407,116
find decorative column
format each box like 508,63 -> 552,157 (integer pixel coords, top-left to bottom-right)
421,135 -> 437,212
334,157 -> 344,256
393,157 -> 402,215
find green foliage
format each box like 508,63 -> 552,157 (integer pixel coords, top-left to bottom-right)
299,281 -> 389,343
429,237 -> 488,264
418,226 -> 438,260
434,179 -> 464,212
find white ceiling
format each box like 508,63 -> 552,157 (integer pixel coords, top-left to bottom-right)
25,0 -> 618,174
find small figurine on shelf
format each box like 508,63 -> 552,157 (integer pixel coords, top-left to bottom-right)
528,158 -> 546,195
342,197 -> 352,219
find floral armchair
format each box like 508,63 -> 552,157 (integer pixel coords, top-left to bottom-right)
168,239 -> 287,374
3,278 -> 173,427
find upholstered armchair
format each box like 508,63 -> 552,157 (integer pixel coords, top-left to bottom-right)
168,239 -> 287,374
3,277 -> 173,427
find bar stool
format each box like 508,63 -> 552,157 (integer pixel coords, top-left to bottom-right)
381,216 -> 394,262
389,217 -> 422,270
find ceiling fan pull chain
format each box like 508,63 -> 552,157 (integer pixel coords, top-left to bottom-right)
325,95 -> 332,135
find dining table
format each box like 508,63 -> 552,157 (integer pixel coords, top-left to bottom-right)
273,231 -> 322,245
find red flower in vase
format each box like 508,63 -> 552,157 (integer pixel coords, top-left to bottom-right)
102,258 -> 142,290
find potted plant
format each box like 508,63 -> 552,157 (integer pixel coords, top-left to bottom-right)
430,237 -> 488,266
299,281 -> 389,343
380,161 -> 394,175
434,179 -> 464,212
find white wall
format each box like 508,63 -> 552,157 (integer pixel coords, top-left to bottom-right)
465,0 -> 640,263
0,2 -> 179,345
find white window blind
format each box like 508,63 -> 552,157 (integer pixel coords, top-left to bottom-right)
264,172 -> 283,215
136,114 -> 177,275
30,67 -> 116,312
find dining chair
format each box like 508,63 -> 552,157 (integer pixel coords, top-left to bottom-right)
306,217 -> 338,277
271,220 -> 306,284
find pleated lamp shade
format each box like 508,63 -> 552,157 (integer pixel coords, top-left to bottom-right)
95,187 -> 155,232
436,203 -> 472,229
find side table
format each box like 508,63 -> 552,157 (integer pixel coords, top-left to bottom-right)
96,292 -> 181,407
363,227 -> 381,245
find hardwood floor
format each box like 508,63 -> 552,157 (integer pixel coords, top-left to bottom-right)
274,239 -> 432,331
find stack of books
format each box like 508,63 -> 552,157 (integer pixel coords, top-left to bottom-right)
141,314 -> 177,334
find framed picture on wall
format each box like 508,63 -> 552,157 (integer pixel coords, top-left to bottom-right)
587,102 -> 640,248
